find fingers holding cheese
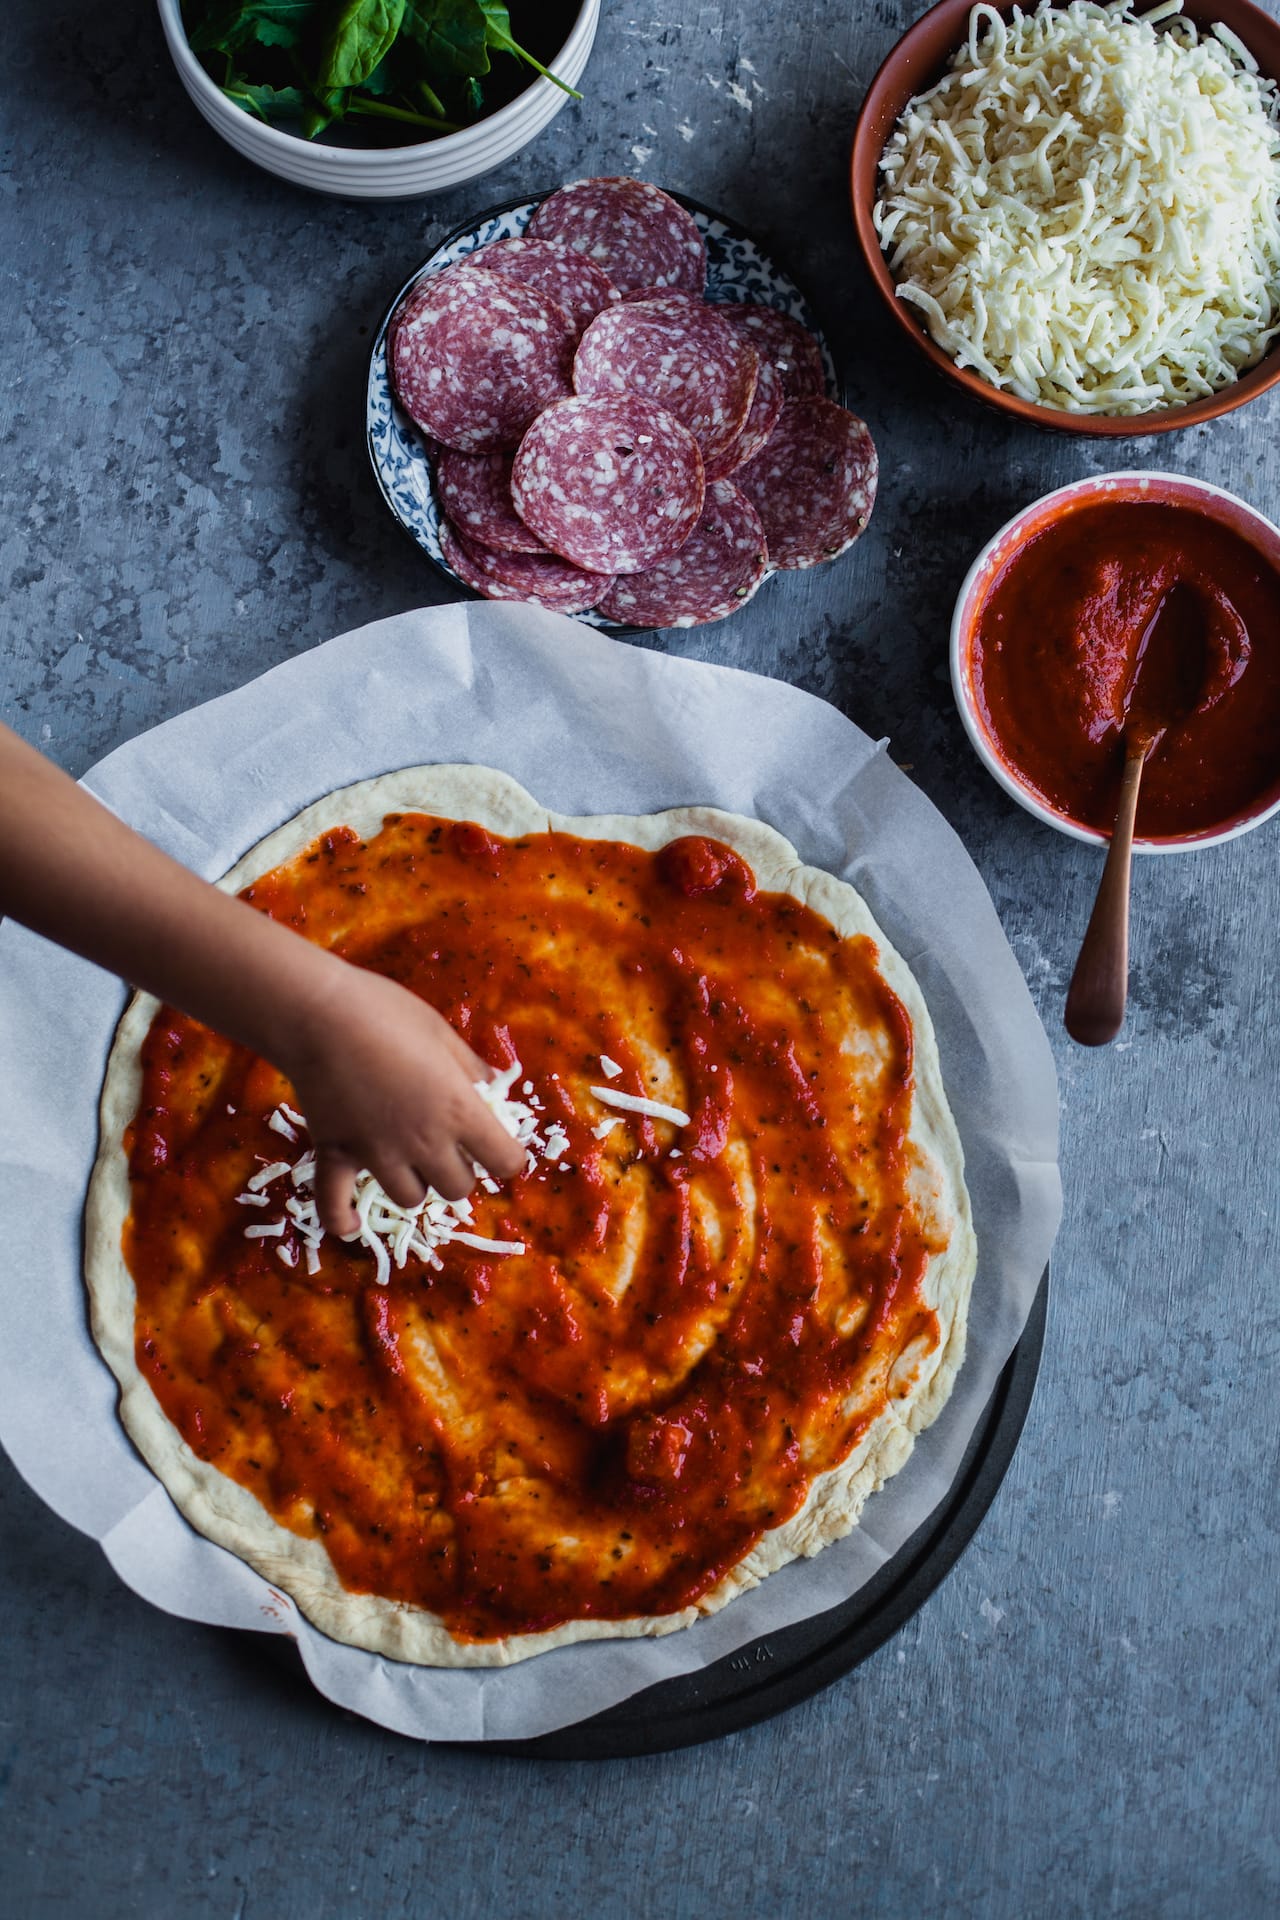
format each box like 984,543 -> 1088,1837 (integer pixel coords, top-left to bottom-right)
280,961 -> 525,1235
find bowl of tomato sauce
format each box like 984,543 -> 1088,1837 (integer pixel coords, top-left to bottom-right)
951,472 -> 1280,852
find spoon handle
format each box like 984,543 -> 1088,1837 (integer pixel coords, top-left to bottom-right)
1064,743 -> 1147,1047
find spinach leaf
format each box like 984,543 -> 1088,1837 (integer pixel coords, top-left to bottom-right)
222,77 -> 309,120
318,0 -> 409,92
478,3 -> 579,95
301,86 -> 349,139
360,48 -> 396,95
364,31 -> 450,118
400,0 -> 490,81
184,0 -> 316,57
183,0 -> 583,141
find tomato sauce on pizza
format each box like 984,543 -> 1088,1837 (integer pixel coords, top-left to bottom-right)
120,810 -> 949,1642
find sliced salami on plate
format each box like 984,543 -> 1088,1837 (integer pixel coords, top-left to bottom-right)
598,481 -> 768,629
736,398 -> 878,570
433,449 -> 544,555
573,302 -> 758,481
369,179 -> 861,632
471,238 -> 621,337
512,394 -> 706,575
439,519 -> 609,613
608,294 -> 783,475
390,268 -> 575,454
527,177 -> 707,298
716,354 -> 785,477
717,302 -> 828,399
619,288 -> 702,309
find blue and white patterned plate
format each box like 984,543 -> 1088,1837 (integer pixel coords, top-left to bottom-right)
366,190 -> 843,633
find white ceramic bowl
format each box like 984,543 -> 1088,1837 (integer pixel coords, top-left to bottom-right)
157,0 -> 600,199
950,471 -> 1280,854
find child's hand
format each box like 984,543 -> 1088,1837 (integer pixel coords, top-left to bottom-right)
278,963 -> 527,1237
0,721 -> 526,1237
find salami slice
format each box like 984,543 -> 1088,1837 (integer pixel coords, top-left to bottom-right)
573,302 -> 758,480
390,268 -> 575,454
611,293 -> 781,474
511,394 -> 705,575
736,398 -> 878,571
717,302 -> 827,399
527,177 -> 707,298
619,288 -> 702,309
433,449 -> 545,555
439,519 -> 609,614
471,238 -> 620,337
716,353 -> 784,477
598,481 -> 768,629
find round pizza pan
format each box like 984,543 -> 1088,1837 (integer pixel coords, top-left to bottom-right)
245,1267 -> 1046,1752
473,1262 -> 1049,1758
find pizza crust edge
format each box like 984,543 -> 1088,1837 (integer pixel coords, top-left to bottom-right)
84,763 -> 977,1668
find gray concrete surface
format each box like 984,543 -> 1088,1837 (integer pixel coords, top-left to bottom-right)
1,2 -> 1277,1915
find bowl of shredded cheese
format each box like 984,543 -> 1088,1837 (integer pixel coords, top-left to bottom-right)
851,0 -> 1280,430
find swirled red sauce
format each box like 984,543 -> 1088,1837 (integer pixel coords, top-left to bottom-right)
970,500 -> 1280,837
124,814 -> 944,1641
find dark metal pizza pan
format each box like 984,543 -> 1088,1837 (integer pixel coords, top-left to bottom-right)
245,1267 -> 1045,1753
471,1263 -> 1049,1759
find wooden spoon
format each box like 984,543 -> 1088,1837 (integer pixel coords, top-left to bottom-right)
1064,584 -> 1206,1047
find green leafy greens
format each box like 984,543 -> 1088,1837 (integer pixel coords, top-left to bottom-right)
180,0 -> 580,142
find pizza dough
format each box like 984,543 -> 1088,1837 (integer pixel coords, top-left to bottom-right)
85,766 -> 976,1668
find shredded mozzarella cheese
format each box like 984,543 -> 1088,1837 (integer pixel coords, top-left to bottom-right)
247,1160 -> 291,1192
589,1085 -> 691,1127
345,1168 -> 526,1273
242,1063 -> 553,1283
241,1056 -> 693,1282
873,0 -> 1280,412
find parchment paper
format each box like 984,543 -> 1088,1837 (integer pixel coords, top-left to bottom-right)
0,603 -> 1061,1742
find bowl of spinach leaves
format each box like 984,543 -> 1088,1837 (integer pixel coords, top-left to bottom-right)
158,0 -> 598,197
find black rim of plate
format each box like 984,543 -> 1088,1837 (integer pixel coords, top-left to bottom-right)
365,187 -> 851,640
463,1264 -> 1049,1759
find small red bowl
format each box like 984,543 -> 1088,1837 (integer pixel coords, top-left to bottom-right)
950,472 -> 1280,851
851,0 -> 1280,435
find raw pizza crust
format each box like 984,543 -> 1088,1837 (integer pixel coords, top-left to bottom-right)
85,765 -> 977,1667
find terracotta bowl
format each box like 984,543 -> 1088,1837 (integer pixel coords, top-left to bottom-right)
850,0 -> 1280,435
950,472 -> 1280,852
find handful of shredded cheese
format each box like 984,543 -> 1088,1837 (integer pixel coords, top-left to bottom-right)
873,0 -> 1280,413
239,1064 -> 557,1285
238,1056 -> 692,1286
